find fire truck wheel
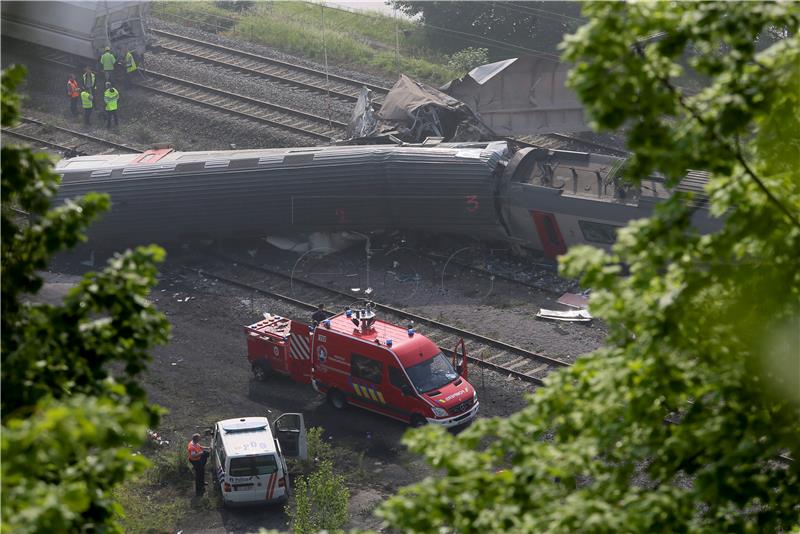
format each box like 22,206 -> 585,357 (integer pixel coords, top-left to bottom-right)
327,389 -> 347,410
410,414 -> 427,428
252,362 -> 269,382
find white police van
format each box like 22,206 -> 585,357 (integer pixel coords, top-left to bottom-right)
211,414 -> 307,506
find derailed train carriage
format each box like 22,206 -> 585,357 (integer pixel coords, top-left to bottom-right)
1,1 -> 149,63
53,141 -> 722,258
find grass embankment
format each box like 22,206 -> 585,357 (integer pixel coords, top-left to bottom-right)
113,441 -> 211,533
152,1 -> 458,85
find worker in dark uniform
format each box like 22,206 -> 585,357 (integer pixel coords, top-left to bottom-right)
187,433 -> 210,497
312,304 -> 328,325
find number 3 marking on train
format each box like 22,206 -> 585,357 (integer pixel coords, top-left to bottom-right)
466,195 -> 479,213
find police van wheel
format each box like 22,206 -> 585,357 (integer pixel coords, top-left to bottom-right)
410,415 -> 427,428
328,389 -> 347,410
252,362 -> 268,382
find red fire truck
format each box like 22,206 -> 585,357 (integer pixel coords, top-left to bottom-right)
244,304 -> 479,428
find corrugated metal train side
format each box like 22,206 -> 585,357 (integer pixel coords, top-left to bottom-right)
53,142 -> 723,257
54,144 -> 511,246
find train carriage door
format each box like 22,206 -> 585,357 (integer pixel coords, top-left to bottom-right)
530,211 -> 567,260
274,413 -> 307,460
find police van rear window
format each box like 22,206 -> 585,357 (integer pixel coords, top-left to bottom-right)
229,454 -> 278,477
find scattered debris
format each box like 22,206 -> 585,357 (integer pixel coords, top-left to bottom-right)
266,231 -> 365,254
147,429 -> 170,446
536,308 -> 592,322
556,291 -> 590,309
346,74 -> 496,144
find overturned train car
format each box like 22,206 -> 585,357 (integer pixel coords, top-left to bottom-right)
53,142 -> 722,258
1,1 -> 149,62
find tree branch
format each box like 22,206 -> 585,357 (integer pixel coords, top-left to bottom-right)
633,44 -> 800,229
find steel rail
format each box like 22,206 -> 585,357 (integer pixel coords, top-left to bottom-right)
183,264 -> 550,385
151,30 -> 387,107
198,251 -> 572,380
18,116 -> 144,153
150,28 -> 392,96
2,128 -> 75,153
184,261 -> 795,465
137,69 -> 346,141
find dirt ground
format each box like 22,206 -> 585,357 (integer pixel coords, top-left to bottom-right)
42,234 -> 605,533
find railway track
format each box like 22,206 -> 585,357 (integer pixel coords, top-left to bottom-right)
136,68 -> 347,141
188,253 -> 572,386
2,116 -> 144,155
150,28 -> 390,107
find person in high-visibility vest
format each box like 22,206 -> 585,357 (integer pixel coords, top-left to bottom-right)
103,82 -> 119,128
123,49 -> 137,88
82,66 -> 96,93
66,74 -> 80,117
187,433 -> 210,497
99,46 -> 116,82
80,88 -> 93,125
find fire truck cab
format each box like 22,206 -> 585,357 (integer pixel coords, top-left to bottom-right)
245,304 -> 479,428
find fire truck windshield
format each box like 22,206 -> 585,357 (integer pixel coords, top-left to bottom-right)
406,352 -> 459,393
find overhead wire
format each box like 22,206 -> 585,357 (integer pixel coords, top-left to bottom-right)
496,2 -> 586,23
493,2 -> 584,27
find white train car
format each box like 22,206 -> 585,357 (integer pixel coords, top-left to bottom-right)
1,1 -> 149,62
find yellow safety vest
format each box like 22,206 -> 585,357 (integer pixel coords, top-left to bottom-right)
104,88 -> 119,111
125,52 -> 137,73
80,91 -> 93,109
83,72 -> 96,90
100,52 -> 116,71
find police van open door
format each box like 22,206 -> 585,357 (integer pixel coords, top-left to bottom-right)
274,413 -> 307,460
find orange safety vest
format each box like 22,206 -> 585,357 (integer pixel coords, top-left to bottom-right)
67,79 -> 80,98
188,440 -> 204,462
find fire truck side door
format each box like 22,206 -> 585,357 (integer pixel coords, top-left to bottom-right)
386,366 -> 415,422
274,413 -> 307,460
452,338 -> 469,379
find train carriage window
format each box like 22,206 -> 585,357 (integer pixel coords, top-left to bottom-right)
578,220 -> 621,244
351,354 -> 383,384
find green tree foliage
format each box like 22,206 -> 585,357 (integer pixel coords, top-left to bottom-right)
1,65 -> 170,533
392,1 -> 583,58
447,47 -> 490,75
288,460 -> 350,533
378,3 -> 800,532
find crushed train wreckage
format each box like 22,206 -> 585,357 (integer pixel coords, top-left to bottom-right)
346,74 -> 497,144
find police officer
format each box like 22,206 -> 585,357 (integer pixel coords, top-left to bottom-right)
99,46 -> 116,82
66,74 -> 80,116
187,433 -> 210,497
80,87 -> 93,125
103,82 -> 119,128
123,48 -> 137,88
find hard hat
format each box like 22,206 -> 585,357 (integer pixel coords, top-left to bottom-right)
105,46 -> 110,51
